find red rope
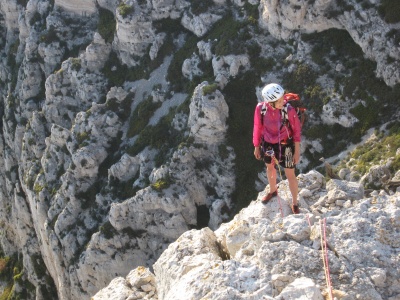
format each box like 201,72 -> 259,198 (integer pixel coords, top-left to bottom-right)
305,214 -> 311,228
321,218 -> 334,300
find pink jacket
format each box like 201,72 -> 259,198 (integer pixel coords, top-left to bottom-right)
253,102 -> 301,147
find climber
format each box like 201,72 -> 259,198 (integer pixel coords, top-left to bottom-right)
253,83 -> 302,214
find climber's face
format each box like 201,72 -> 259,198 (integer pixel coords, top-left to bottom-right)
271,96 -> 284,109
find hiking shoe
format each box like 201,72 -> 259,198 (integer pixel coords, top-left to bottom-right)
291,204 -> 300,214
261,190 -> 278,204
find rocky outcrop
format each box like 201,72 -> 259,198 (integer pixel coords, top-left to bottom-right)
0,0 -> 399,299
259,0 -> 400,86
188,81 -> 229,144
93,170 -> 400,299
54,0 -> 97,15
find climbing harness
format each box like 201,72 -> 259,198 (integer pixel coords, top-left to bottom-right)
320,218 -> 334,300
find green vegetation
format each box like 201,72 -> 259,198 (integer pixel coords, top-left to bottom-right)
151,175 -> 172,191
202,83 -> 218,95
40,26 -> 59,44
33,183 -> 45,194
100,221 -> 118,239
76,131 -> 90,148
386,29 -> 400,47
166,33 -> 199,92
166,12 -> 254,93
118,3 -> 134,17
207,15 -> 251,56
223,72 -> 263,213
105,94 -> 133,121
127,96 -> 161,138
71,58 -> 81,71
303,29 -> 363,67
190,0 -> 214,15
340,122 -> 400,175
16,0 -> 28,7
0,253 -> 39,299
292,28 -> 400,169
97,7 -> 116,43
77,182 -> 101,209
378,0 -> 400,23
126,100 -> 189,167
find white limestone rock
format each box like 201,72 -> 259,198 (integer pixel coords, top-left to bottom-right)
320,95 -> 359,128
153,227 -> 224,300
54,0 -> 97,15
81,32 -> 112,72
188,82 -> 229,144
146,170 -> 400,300
276,277 -> 323,300
326,178 -> 364,203
181,11 -> 222,37
38,41 -> 65,78
108,154 -> 140,182
150,0 -> 190,20
212,55 -> 250,88
360,165 -> 392,189
197,40 -> 213,61
113,11 -> 157,66
182,53 -> 203,80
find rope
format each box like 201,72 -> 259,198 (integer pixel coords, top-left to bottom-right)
271,155 -> 287,218
305,214 -> 311,228
320,218 -> 334,300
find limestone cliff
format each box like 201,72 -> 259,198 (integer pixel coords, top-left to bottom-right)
0,0 -> 399,299
93,170 -> 400,300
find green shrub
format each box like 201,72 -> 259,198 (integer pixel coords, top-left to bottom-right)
151,175 -> 172,191
29,12 -> 42,26
127,97 -> 161,138
0,257 -> 12,281
98,7 -> 116,43
378,0 -> 400,23
71,58 -> 81,71
77,182 -> 101,210
100,221 -> 117,239
33,184 -> 45,194
191,0 -> 214,15
16,0 -> 28,7
202,83 -> 218,95
208,16 -> 248,56
244,2 -> 259,20
40,26 -> 59,44
223,72 -> 262,213
347,123 -> 400,174
386,29 -> 400,46
76,131 -> 90,147
118,3 -> 134,17
0,282 -> 13,300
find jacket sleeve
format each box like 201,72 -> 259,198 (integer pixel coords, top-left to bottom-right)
288,107 -> 301,142
253,104 -> 263,147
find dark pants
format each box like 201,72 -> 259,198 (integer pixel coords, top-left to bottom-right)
262,140 -> 295,169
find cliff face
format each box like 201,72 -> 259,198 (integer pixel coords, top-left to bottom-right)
259,0 -> 400,86
0,0 -> 399,299
93,171 -> 400,300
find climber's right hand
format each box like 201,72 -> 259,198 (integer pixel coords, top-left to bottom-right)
254,147 -> 262,160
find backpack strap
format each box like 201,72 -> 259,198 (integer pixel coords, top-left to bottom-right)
280,104 -> 289,129
260,102 -> 267,125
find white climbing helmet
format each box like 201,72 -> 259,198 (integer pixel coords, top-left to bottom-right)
261,83 -> 284,102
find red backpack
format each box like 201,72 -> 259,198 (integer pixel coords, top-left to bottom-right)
261,93 -> 306,127
283,93 -> 306,127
